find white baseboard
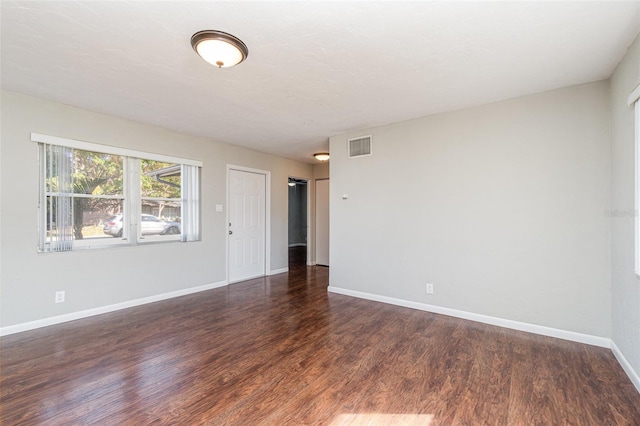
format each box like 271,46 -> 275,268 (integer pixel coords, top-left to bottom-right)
611,340 -> 640,394
268,267 -> 289,275
0,280 -> 228,336
327,286 -> 611,348
327,286 -> 640,394
3,280 -> 638,396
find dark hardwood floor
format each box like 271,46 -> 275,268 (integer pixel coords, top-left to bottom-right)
2,247 -> 639,425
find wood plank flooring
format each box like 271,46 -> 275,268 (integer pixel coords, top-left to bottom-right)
2,247 -> 640,425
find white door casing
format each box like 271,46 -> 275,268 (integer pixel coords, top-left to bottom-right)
288,177 -> 312,266
315,179 -> 330,266
228,168 -> 267,282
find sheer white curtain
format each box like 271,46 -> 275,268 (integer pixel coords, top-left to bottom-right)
45,144 -> 74,252
181,164 -> 201,242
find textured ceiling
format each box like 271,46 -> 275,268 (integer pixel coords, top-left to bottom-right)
2,1 -> 639,163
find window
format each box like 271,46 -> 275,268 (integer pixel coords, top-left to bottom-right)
33,133 -> 201,252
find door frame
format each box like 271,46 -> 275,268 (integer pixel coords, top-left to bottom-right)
226,165 -> 271,284
288,176 -> 312,266
315,178 -> 330,266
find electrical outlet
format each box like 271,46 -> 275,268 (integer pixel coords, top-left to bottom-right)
55,291 -> 65,303
426,283 -> 434,295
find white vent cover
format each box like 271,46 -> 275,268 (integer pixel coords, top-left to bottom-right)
348,135 -> 372,158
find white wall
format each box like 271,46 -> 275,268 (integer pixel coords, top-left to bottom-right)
306,162 -> 330,264
329,81 -> 612,337
610,35 -> 640,382
0,91 -> 313,328
314,162 -> 330,181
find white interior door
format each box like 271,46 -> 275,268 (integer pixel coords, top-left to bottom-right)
229,169 -> 266,282
315,179 -> 330,266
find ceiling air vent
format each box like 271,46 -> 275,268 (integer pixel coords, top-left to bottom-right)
348,135 -> 372,159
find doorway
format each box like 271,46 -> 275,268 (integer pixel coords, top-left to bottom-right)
288,177 -> 309,269
228,167 -> 269,283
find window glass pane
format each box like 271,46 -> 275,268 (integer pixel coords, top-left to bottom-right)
140,160 -> 181,241
71,149 -> 124,243
102,209 -> 125,238
141,200 -> 181,222
137,211 -> 181,242
141,160 -> 180,198
73,150 -> 123,196
45,198 -> 125,245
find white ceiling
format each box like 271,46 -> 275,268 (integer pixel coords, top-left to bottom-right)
2,1 -> 639,163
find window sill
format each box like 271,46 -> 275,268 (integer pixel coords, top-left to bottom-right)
39,237 -> 191,253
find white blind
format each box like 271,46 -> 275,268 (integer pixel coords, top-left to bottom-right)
44,144 -> 74,252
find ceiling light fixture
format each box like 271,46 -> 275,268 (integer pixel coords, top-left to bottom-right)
314,153 -> 330,161
191,30 -> 249,68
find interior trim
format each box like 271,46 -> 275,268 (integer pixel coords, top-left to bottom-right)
268,267 -> 289,275
611,340 -> 640,394
629,82 -> 640,106
0,280 -> 228,336
327,285 -> 611,348
31,132 -> 203,167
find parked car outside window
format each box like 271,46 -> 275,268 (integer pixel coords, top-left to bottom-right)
103,214 -> 180,237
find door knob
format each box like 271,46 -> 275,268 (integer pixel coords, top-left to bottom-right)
229,230 -> 233,235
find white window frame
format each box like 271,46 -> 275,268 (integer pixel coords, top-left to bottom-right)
32,133 -> 202,252
39,143 -> 129,250
629,84 -> 640,276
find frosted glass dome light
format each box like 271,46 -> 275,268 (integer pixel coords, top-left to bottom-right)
191,30 -> 248,68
